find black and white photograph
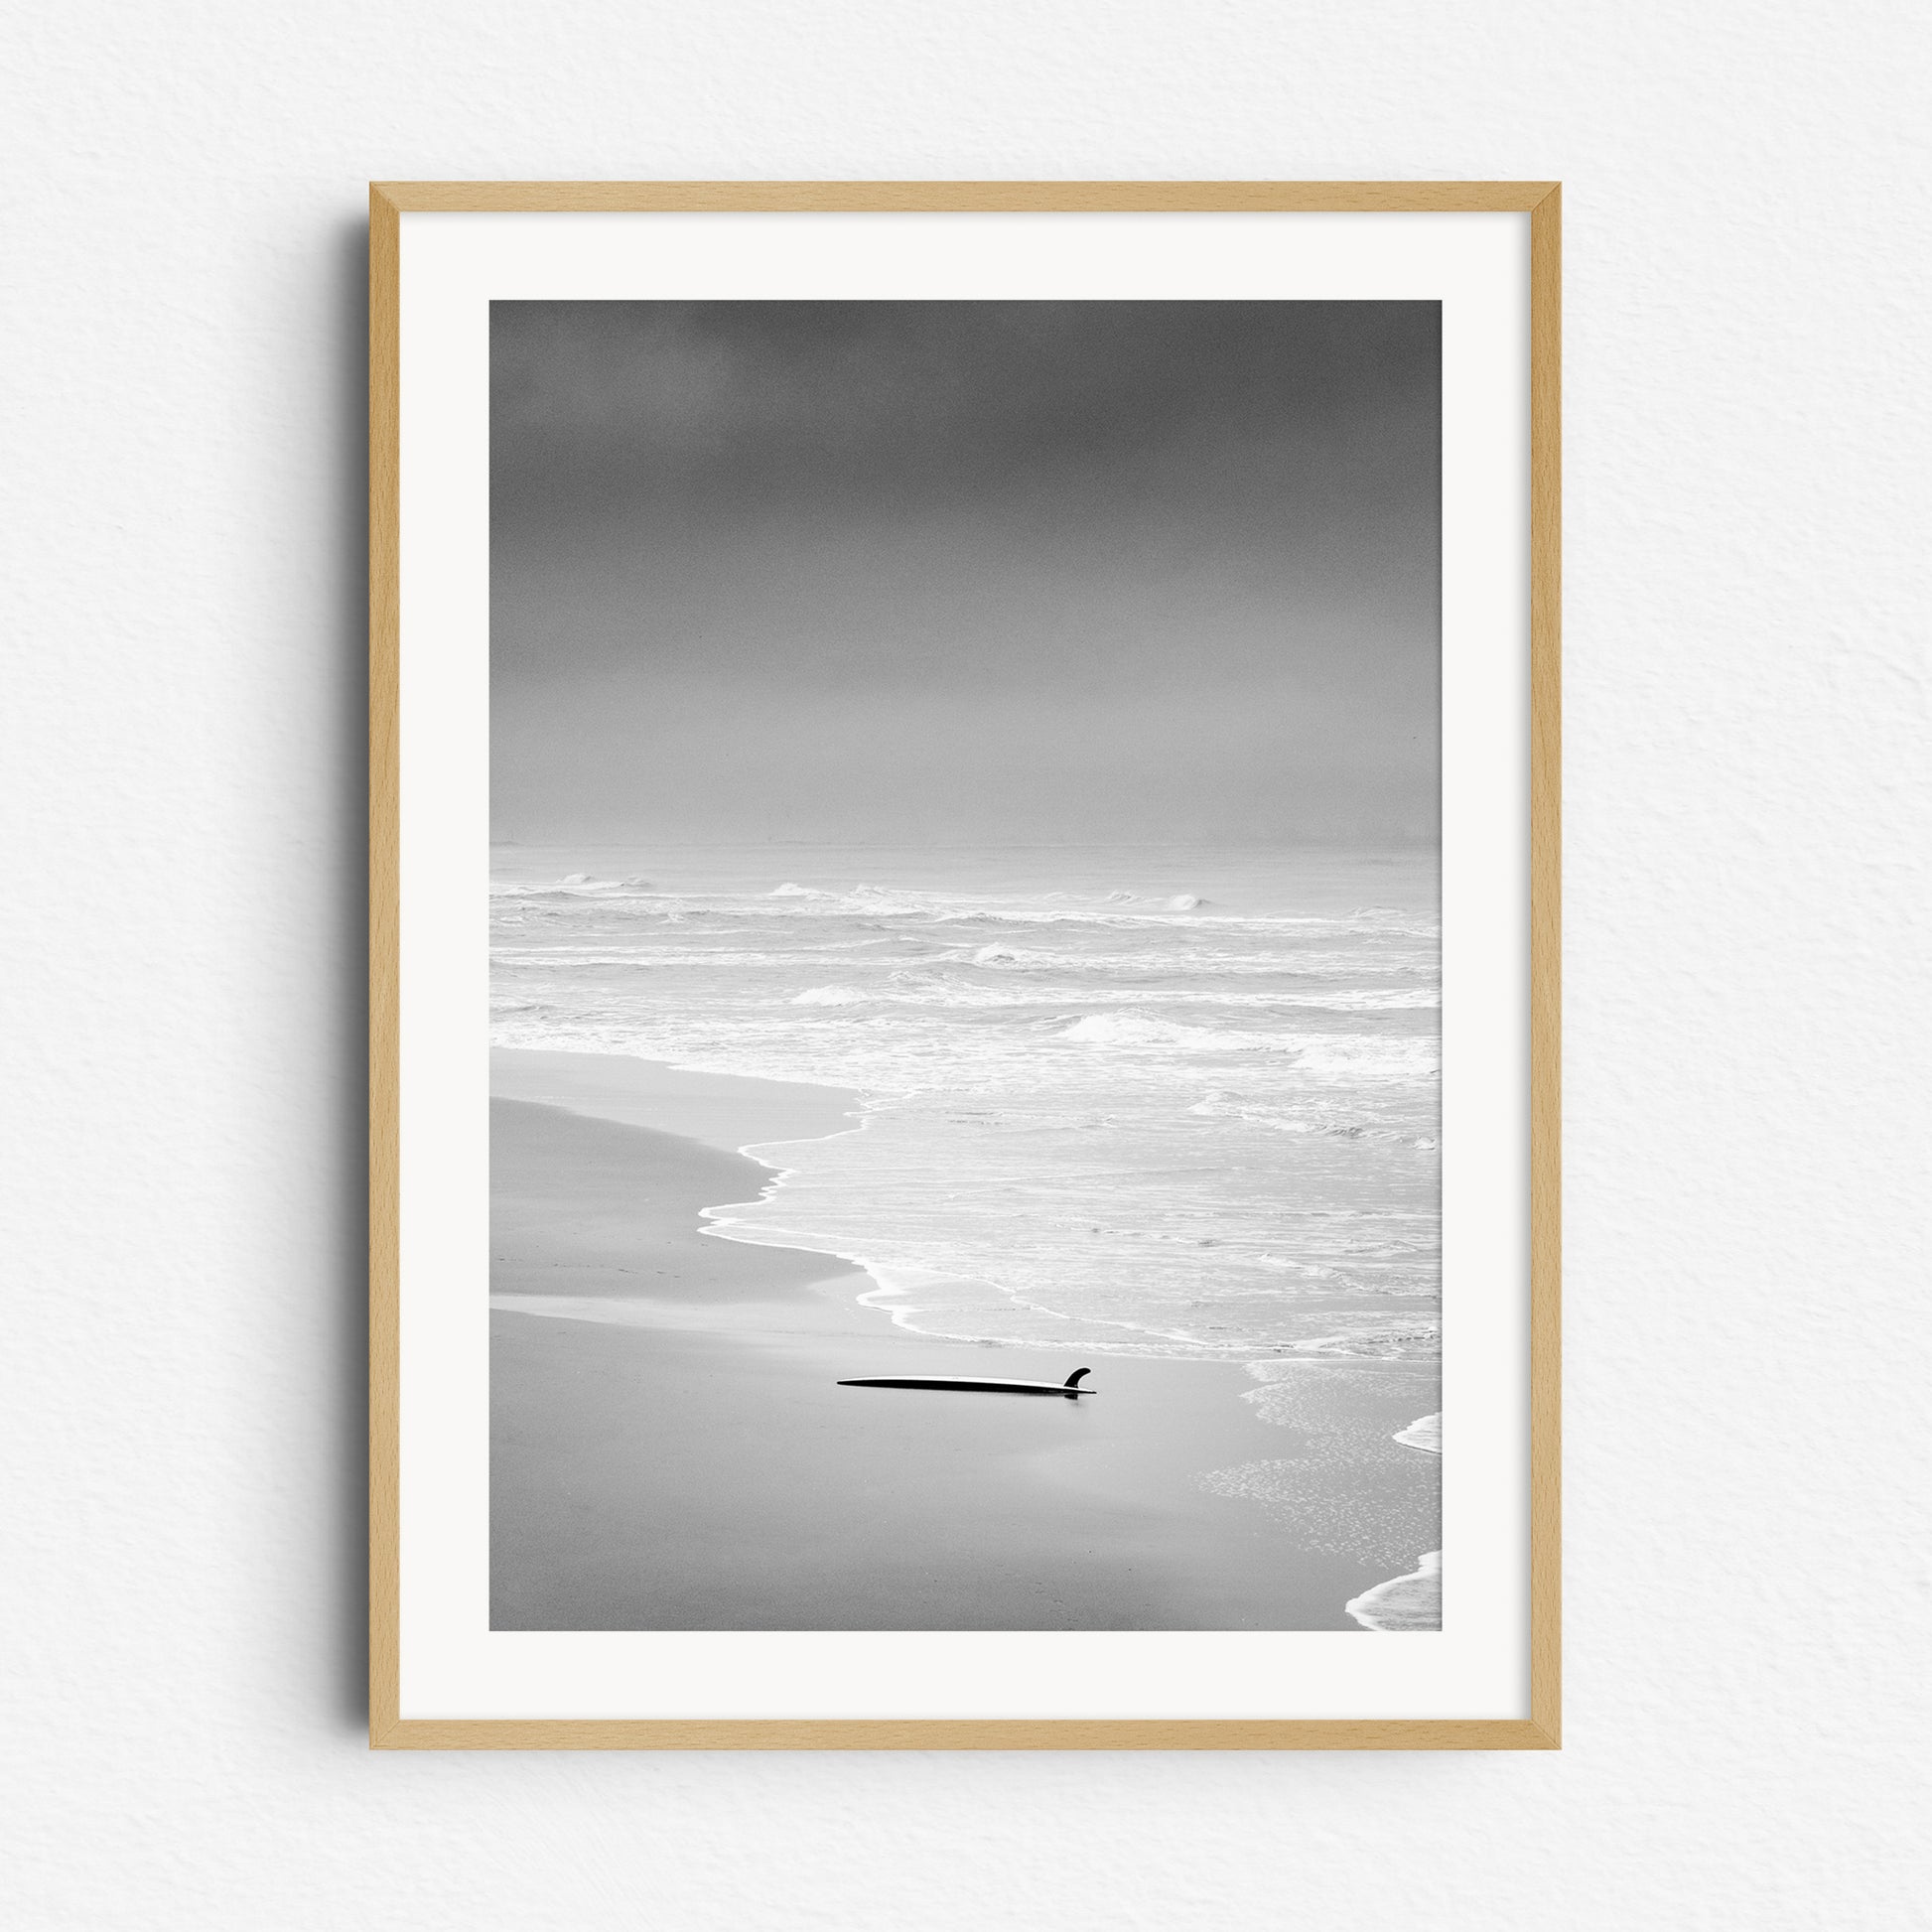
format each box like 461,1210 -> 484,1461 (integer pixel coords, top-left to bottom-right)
485,298 -> 1445,1633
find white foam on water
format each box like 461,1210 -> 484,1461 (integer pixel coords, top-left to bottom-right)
1059,1011 -> 1230,1047
1395,1412 -> 1442,1453
1345,1551 -> 1442,1631
492,847 -> 1441,1364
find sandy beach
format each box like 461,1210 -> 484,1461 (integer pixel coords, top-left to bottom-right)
490,1047 -> 1437,1630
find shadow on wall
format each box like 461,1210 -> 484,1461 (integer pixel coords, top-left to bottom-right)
325,209 -> 370,1733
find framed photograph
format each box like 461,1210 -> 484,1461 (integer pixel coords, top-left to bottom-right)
369,182 -> 1560,1749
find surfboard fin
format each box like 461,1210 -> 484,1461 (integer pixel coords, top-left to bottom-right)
1063,1367 -> 1092,1388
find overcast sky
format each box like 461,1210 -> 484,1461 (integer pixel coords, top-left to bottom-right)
490,300 -> 1439,846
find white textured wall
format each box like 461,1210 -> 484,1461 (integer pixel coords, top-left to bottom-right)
3,4 -> 1927,1925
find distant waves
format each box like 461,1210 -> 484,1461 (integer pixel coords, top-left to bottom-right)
489,850 -> 1441,1362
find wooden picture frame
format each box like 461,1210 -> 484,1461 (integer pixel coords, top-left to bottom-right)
370,181 -> 1560,1749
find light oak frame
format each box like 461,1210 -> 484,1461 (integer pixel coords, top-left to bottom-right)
369,180 -> 1561,1750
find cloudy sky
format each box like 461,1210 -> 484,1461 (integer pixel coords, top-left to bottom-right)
490,300 -> 1439,846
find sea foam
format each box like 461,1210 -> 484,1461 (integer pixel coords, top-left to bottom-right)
491,848 -> 1441,1363
1345,1551 -> 1442,1631
1394,1412 -> 1442,1453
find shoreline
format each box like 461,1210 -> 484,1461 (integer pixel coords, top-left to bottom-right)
488,1043 -> 866,1156
489,1044 -> 1439,1630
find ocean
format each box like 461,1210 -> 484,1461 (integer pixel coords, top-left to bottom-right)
489,843 -> 1441,1370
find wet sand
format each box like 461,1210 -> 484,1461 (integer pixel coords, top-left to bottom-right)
489,1045 -> 861,1153
490,1048 -> 1435,1631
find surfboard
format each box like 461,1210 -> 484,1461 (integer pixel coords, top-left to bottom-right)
837,1368 -> 1095,1398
